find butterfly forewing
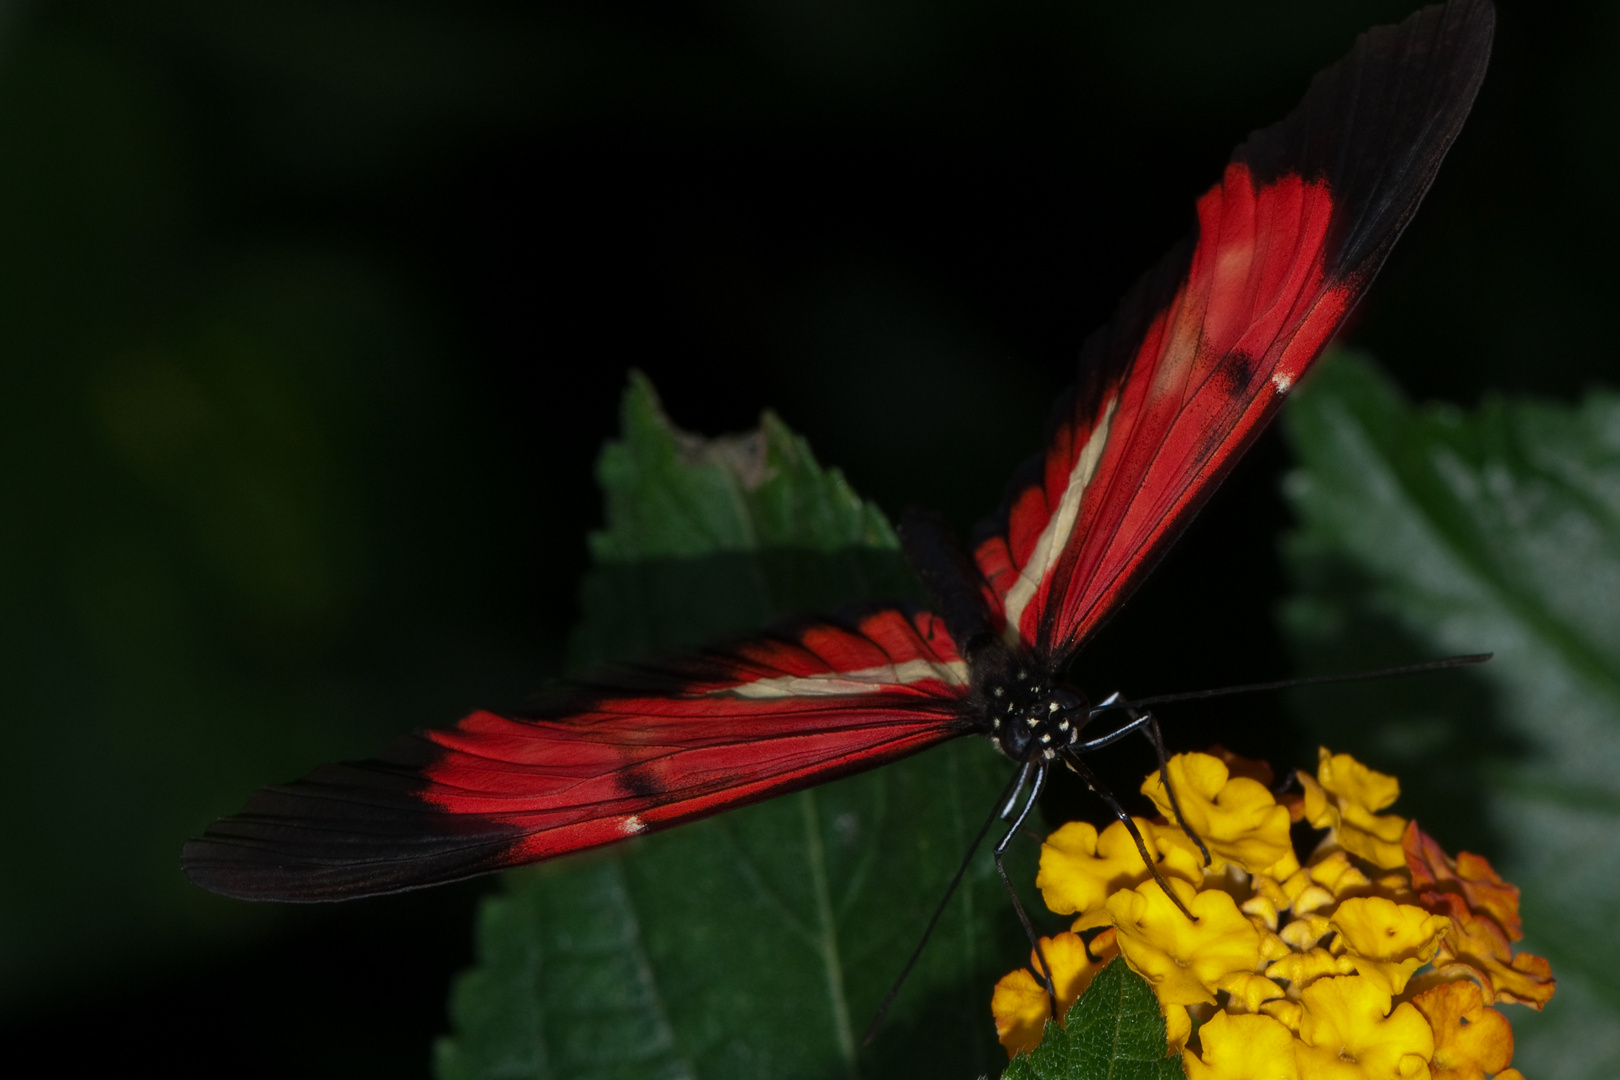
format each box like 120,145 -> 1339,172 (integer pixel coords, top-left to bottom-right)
973,0 -> 1493,663
182,607 -> 977,901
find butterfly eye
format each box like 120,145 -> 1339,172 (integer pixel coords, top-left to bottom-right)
1000,720 -> 1032,760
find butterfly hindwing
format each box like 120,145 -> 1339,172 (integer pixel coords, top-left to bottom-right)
181,606 -> 977,901
973,0 -> 1494,663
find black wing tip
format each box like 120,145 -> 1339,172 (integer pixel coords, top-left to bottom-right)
180,835 -> 354,904
1238,0 -> 1494,179
181,756 -> 527,902
181,834 -> 511,903
1234,0 -> 1493,280
181,820 -> 523,902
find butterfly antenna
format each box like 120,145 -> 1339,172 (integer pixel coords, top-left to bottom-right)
862,765 -> 1027,1045
1091,654 -> 1491,717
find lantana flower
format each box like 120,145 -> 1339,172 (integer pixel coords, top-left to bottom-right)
991,747 -> 1551,1080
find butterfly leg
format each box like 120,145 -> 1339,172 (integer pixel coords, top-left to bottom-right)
994,760 -> 1059,1016
1060,752 -> 1199,922
1125,704 -> 1212,867
1000,761 -> 1035,819
1075,699 -> 1213,868
1070,706 -> 1154,753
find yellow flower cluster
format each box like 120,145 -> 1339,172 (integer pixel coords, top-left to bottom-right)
991,748 -> 1553,1080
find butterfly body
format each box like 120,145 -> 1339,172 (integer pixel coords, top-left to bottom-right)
183,0 -> 1495,904
981,670 -> 1089,766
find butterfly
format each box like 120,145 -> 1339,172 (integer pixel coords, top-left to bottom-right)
183,0 -> 1493,905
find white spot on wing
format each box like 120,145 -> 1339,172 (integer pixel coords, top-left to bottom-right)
1272,372 -> 1293,394
718,657 -> 970,699
1001,396 -> 1118,642
620,814 -> 647,836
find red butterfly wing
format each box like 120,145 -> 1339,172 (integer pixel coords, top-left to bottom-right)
973,0 -> 1493,663
182,606 -> 977,901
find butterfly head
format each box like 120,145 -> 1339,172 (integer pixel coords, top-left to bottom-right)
984,667 -> 1089,763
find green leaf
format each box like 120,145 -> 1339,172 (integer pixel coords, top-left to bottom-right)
1001,960 -> 1183,1080
569,372 -> 921,669
436,857 -> 694,1080
1281,352 -> 1620,1080
587,371 -> 897,562
439,376 -> 1033,1079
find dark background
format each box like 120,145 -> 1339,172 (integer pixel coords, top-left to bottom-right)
1,1 -> 1611,1075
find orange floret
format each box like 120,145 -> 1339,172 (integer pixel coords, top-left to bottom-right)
1409,979 -> 1515,1080
1431,913 -> 1556,1009
1403,822 -> 1523,941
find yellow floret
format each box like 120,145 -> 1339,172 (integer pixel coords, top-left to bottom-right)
1036,818 -> 1200,922
1142,753 -> 1300,878
1307,850 -> 1374,897
1164,1002 -> 1192,1053
1262,997 -> 1304,1033
1293,975 -> 1434,1080
1107,878 -> 1265,1007
990,931 -> 1104,1058
1184,1010 -> 1302,1080
1329,897 -> 1449,996
990,746 -> 1551,1067
1279,913 -> 1334,951
1217,971 -> 1287,1012
1317,750 -> 1400,813
1301,750 -> 1409,869
1266,947 -> 1356,994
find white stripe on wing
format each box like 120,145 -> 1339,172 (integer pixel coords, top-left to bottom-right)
717,657 -> 971,699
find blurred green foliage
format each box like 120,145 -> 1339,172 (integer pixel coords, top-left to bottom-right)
1283,354 -> 1620,1080
0,31 -> 438,988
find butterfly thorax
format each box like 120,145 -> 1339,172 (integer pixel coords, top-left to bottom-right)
970,645 -> 1091,764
